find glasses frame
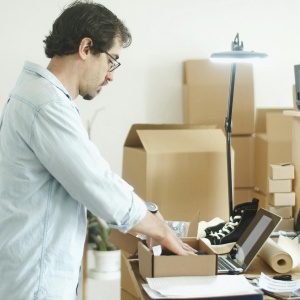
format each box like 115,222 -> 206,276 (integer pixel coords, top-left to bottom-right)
101,49 -> 121,72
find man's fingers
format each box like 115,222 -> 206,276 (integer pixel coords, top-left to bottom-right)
181,242 -> 197,253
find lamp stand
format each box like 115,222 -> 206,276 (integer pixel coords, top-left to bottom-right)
211,33 -> 268,218
225,63 -> 236,216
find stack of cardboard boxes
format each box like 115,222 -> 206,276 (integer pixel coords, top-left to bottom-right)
253,110 -> 293,211
268,163 -> 295,231
183,59 -> 255,206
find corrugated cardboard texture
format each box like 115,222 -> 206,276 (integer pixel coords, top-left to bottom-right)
123,126 -> 230,222
183,60 -> 255,135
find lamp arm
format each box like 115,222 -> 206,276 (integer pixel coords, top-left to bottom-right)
225,62 -> 236,216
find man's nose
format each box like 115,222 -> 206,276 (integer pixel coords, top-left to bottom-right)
105,71 -> 114,82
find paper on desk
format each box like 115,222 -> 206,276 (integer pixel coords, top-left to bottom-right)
258,272 -> 300,293
146,275 -> 258,298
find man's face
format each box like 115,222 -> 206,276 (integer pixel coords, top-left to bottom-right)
79,38 -> 121,100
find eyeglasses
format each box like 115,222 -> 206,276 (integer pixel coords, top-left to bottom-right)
101,49 -> 121,72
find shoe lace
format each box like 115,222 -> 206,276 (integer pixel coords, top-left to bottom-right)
208,213 -> 242,240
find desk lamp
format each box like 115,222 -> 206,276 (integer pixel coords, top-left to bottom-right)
210,33 -> 268,216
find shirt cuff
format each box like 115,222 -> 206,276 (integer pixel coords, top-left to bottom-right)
107,191 -> 147,233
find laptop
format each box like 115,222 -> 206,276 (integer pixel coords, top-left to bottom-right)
217,208 -> 282,274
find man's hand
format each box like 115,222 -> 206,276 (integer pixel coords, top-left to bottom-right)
132,211 -> 196,256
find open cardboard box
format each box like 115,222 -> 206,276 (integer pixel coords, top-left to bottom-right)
122,124 -> 230,222
108,211 -> 217,281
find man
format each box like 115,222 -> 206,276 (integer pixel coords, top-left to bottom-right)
0,1 -> 195,299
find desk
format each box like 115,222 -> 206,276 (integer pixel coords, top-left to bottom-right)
123,256 -> 300,300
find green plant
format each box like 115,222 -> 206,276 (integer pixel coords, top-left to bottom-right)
87,211 -> 118,251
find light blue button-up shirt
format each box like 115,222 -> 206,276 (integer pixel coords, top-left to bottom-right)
0,61 -> 147,300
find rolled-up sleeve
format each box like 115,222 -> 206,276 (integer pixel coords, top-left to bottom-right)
24,99 -> 146,233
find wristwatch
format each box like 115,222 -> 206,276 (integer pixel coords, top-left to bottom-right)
145,202 -> 158,214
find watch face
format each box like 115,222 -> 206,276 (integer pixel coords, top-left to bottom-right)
146,202 -> 158,213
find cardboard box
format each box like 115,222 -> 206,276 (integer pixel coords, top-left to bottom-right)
121,253 -> 139,298
268,205 -> 293,219
269,163 -> 294,180
268,178 -> 293,193
252,190 -> 268,210
183,60 -> 255,135
110,211 -> 217,282
275,218 -> 295,231
232,136 -> 254,188
122,124 -> 230,222
138,238 -> 217,281
254,113 -> 292,194
234,188 -> 254,206
121,289 -> 138,300
255,108 -> 292,133
268,192 -> 295,206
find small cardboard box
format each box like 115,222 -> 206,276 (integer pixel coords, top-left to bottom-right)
254,113 -> 292,194
268,204 -> 293,219
109,211 -> 217,281
268,178 -> 293,193
122,124 -> 230,222
183,60 -> 255,135
269,163 -> 294,180
138,238 -> 217,280
268,192 -> 295,206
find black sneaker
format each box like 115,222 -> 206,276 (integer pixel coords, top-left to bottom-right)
197,218 -> 226,239
205,198 -> 259,246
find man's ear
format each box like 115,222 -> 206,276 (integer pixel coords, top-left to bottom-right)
78,37 -> 93,60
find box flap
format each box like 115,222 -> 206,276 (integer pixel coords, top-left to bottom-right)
266,113 -> 292,141
187,210 -> 201,237
124,124 -> 216,148
138,241 -> 153,280
108,229 -> 142,256
136,129 -> 226,154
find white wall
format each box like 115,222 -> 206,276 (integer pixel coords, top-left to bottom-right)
1,0 -> 299,175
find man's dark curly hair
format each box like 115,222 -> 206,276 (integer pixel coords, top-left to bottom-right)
43,1 -> 132,58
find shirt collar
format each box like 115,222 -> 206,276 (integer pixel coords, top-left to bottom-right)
23,61 -> 72,100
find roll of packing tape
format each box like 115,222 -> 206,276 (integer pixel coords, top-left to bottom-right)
259,238 -> 293,273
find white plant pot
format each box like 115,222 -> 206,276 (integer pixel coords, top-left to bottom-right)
93,249 -> 121,273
